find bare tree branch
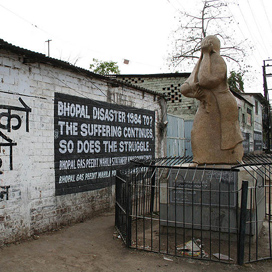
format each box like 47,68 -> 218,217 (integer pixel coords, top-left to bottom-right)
168,0 -> 249,72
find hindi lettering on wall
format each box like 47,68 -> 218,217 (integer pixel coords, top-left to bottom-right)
54,93 -> 155,195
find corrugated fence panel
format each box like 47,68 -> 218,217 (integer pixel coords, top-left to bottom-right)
167,115 -> 185,157
184,120 -> 193,157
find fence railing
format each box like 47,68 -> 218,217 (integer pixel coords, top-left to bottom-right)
115,155 -> 272,265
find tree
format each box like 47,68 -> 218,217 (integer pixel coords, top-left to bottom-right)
228,70 -> 244,93
168,0 -> 249,72
90,58 -> 120,75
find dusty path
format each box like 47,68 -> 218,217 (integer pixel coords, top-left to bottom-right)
0,211 -> 271,272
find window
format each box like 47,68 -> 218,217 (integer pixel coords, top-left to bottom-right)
255,100 -> 259,115
247,108 -> 252,126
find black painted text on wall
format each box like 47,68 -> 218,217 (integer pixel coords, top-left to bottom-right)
54,93 -> 155,195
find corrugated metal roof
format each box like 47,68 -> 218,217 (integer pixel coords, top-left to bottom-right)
241,92 -> 268,105
114,73 -> 191,78
231,90 -> 254,106
0,39 -> 163,98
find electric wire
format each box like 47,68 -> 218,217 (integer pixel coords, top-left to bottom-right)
246,0 -> 270,57
0,3 -> 50,36
223,0 -> 264,89
230,2 -> 265,62
0,3 -> 165,125
0,3 -> 163,74
223,1 -> 259,62
261,0 -> 272,36
234,1 -> 268,91
166,0 -> 185,13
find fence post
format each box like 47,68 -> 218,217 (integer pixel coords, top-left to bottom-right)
115,174 -> 120,229
150,169 -> 156,214
238,180 -> 248,265
126,180 -> 132,247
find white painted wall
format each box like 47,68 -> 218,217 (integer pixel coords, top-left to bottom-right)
0,49 -> 166,244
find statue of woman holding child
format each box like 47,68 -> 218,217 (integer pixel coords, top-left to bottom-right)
180,35 -> 244,165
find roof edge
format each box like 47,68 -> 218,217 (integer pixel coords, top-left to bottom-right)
114,73 -> 191,78
0,39 -> 163,98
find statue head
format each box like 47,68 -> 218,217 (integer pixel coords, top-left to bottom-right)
201,35 -> 221,53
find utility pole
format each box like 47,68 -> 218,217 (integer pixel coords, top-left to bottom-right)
263,59 -> 272,152
45,39 -> 52,57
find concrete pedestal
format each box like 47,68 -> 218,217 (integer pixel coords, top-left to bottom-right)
160,165 -> 265,238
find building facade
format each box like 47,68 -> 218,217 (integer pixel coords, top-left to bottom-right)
235,93 -> 254,153
0,39 -> 167,244
240,93 -> 265,153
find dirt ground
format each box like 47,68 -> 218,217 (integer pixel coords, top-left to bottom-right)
0,211 -> 272,272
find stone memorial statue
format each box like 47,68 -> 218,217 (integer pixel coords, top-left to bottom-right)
180,35 -> 244,165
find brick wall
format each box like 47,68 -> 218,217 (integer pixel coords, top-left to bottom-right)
116,74 -> 198,120
0,48 -> 166,244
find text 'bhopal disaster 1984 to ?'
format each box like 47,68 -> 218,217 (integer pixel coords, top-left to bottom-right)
55,98 -> 155,186
57,101 -> 154,155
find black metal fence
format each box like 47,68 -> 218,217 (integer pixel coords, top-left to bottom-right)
115,155 -> 272,265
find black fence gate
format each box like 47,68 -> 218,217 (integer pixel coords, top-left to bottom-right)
115,169 -> 132,246
115,155 -> 272,265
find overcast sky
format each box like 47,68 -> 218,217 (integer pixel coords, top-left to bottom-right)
0,0 -> 271,94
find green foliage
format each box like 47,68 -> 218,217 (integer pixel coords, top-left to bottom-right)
90,58 -> 120,76
228,71 -> 244,93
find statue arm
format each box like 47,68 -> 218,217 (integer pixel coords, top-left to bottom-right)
180,81 -> 195,97
180,81 -> 204,100
180,60 -> 203,99
198,52 -> 226,89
